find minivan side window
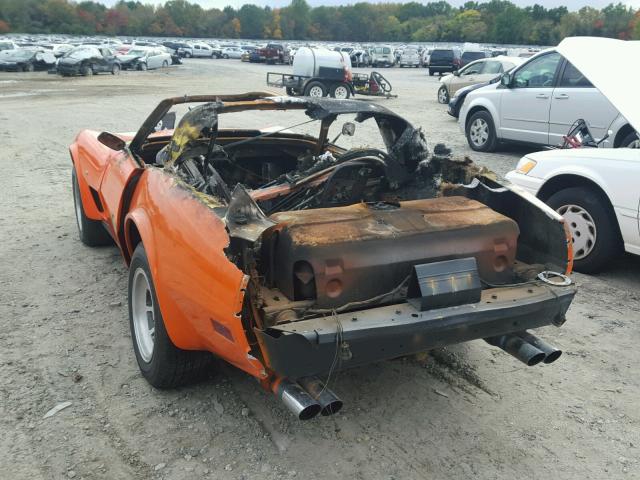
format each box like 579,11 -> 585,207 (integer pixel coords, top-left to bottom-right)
512,52 -> 561,88
559,62 -> 593,88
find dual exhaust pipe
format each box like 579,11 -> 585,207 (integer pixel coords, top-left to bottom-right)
274,376 -> 343,420
485,331 -> 562,366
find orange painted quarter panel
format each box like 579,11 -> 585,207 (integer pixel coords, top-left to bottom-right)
125,168 -> 265,379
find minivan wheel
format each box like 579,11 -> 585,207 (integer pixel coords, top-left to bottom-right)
547,186 -> 620,273
466,110 -> 497,152
620,131 -> 640,148
437,85 -> 449,104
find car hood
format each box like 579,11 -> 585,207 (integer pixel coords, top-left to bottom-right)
557,37 -> 640,132
525,145 -> 638,164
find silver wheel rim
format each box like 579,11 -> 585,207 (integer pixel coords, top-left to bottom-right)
73,175 -> 83,235
308,85 -> 324,97
334,85 -> 348,99
131,268 -> 155,363
438,87 -> 448,103
469,118 -> 489,146
557,204 -> 597,260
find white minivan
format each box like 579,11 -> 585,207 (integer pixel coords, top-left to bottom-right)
459,49 -> 637,152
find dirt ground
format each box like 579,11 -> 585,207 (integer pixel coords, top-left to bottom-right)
1,60 -> 639,480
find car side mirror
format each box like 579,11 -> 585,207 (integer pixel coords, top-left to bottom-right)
500,73 -> 511,87
342,122 -> 356,137
453,70 -> 460,76
98,132 -> 126,151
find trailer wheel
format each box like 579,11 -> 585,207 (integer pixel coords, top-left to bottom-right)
331,83 -> 351,99
304,81 -> 327,98
286,87 -> 297,96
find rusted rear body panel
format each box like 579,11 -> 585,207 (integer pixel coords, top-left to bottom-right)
265,197 -> 519,309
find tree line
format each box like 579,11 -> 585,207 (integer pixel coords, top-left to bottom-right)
1,0 -> 639,45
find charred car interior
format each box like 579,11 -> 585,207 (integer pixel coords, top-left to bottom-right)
71,93 -> 576,420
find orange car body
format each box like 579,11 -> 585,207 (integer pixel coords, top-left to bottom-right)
70,93 -> 575,401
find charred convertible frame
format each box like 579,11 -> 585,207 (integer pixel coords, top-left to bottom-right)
71,93 -> 576,420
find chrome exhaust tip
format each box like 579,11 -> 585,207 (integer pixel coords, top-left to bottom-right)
275,379 -> 321,420
485,334 -> 546,366
515,331 -> 562,364
298,376 -> 343,416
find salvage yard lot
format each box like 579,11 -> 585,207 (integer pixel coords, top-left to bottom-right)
1,59 -> 639,479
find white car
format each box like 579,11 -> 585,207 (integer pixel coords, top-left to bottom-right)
459,48 -> 637,152
506,37 -> 640,273
189,43 -> 214,58
438,56 -> 523,104
399,48 -> 420,68
221,46 -> 243,59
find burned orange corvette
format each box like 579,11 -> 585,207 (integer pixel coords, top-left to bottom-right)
70,93 -> 576,419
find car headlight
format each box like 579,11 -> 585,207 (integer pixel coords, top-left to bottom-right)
515,158 -> 537,175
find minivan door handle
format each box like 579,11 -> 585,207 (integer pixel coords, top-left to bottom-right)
554,93 -> 569,99
536,93 -> 549,99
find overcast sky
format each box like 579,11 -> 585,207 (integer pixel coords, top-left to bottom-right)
99,0 -> 640,11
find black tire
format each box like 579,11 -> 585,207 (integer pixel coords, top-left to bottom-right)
139,62 -> 147,71
81,65 -> 93,76
128,244 -> 214,388
111,63 -> 120,75
285,86 -> 297,96
303,80 -> 327,97
330,82 -> 351,99
620,131 -> 640,148
465,110 -> 498,152
72,168 -> 112,246
437,85 -> 449,104
546,187 -> 620,273
184,52 -> 192,58
223,54 -> 229,59
25,63 -> 34,72
429,69 -> 434,76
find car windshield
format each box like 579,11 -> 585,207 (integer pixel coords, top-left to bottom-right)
128,50 -> 147,56
404,49 -> 418,55
0,49 -> 33,60
65,47 -> 100,59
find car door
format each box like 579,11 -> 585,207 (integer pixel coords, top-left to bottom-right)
499,52 -> 562,145
99,48 -> 112,72
548,60 -> 619,147
449,60 -> 484,95
150,50 -> 161,69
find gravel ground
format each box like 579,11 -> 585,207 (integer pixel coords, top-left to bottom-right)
1,59 -> 639,480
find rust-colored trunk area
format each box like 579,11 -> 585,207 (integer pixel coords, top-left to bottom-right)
263,196 -> 520,309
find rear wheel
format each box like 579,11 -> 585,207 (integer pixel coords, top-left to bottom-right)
223,54 -> 229,59
620,131 -> 640,148
547,187 -> 620,273
437,85 -> 449,104
25,63 -> 34,72
128,244 -> 214,388
72,168 -> 112,246
304,81 -> 327,98
81,65 -> 93,76
111,63 -> 120,75
139,62 -> 147,71
466,110 -> 497,152
330,83 -> 351,99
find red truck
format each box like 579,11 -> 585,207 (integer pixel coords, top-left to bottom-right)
250,43 -> 290,64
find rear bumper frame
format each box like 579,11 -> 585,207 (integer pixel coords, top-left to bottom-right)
255,283 -> 575,379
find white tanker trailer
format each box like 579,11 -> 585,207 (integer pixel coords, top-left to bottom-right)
267,46 -> 395,99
